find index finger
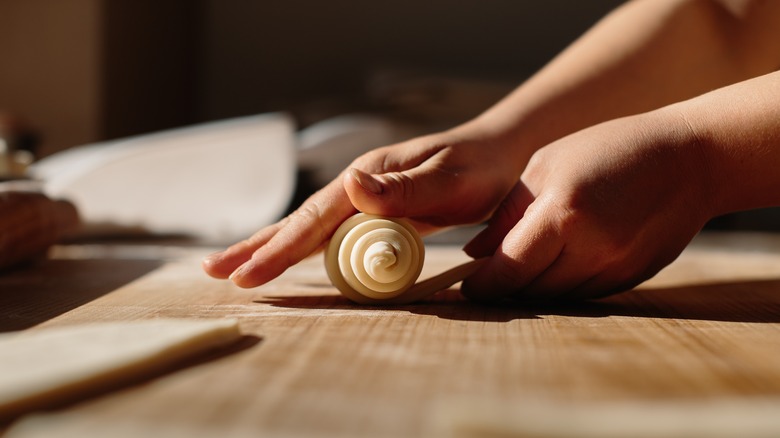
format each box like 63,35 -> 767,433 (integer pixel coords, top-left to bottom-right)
461,198 -> 565,301
214,177 -> 356,288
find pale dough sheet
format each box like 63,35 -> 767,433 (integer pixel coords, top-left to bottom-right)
0,318 -> 242,421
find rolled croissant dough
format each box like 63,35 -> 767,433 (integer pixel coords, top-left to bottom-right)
0,319 -> 242,420
326,213 -> 486,305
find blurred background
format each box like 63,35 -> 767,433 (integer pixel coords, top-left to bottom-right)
1,0 -> 776,231
0,0 -> 623,155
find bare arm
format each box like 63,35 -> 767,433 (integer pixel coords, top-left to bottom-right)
463,70 -> 780,300
204,0 -> 780,289
685,70 -> 780,214
474,0 -> 780,167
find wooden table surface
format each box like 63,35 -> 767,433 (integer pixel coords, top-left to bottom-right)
2,232 -> 780,437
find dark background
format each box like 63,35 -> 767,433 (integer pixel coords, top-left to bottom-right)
0,0 -> 624,154
1,0 -> 776,229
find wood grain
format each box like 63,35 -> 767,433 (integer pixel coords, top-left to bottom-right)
2,232 -> 780,437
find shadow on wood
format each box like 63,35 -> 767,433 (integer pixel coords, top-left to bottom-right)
255,277 -> 780,324
0,258 -> 163,332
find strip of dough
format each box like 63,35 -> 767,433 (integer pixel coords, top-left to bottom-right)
0,318 -> 241,421
325,213 -> 486,305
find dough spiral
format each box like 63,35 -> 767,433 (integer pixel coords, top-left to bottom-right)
325,213 -> 486,305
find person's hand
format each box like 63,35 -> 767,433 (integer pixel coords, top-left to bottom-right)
202,124 -> 524,288
462,110 -> 714,301
0,191 -> 79,270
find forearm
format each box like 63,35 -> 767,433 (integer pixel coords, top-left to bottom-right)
466,0 -> 780,167
674,70 -> 780,216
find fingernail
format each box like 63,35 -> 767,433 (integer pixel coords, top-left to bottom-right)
203,251 -> 222,264
229,265 -> 244,281
350,168 -> 383,195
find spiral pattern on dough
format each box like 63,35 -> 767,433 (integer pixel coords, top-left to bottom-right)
325,213 -> 424,303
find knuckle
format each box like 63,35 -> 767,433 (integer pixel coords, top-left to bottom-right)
596,234 -> 637,270
380,172 -> 415,214
550,203 -> 580,237
351,147 -> 390,173
291,202 -> 328,241
380,150 -> 396,173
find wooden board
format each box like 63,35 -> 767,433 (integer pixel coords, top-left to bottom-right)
2,232 -> 780,437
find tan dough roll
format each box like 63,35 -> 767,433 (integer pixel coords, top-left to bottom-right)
325,213 -> 486,305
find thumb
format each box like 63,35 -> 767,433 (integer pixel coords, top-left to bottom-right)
344,167 -> 459,219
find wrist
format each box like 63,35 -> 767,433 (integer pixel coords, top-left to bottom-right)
647,105 -> 720,222
660,72 -> 780,218
445,115 -> 533,177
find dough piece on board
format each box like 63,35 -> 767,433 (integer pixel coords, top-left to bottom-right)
0,319 -> 242,420
325,213 -> 486,305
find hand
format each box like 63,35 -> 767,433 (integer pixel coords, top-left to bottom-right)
462,110 -> 714,301
0,191 -> 79,270
203,124 -> 524,288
